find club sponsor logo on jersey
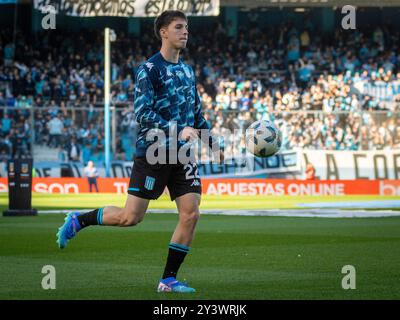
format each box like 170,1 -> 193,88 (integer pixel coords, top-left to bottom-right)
166,66 -> 173,77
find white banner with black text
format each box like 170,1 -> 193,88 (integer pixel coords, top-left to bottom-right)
34,0 -> 220,17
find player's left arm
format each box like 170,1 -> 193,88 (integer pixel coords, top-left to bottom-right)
192,74 -> 224,162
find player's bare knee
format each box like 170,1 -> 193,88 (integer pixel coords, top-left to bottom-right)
180,209 -> 200,225
119,209 -> 144,227
120,215 -> 143,227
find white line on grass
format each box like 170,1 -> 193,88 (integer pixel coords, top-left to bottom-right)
38,209 -> 400,218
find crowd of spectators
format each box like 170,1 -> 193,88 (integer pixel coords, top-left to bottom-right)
0,19 -> 399,163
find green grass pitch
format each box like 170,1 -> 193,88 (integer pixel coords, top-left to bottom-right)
0,193 -> 399,300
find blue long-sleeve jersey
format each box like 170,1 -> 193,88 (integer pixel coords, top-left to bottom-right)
134,52 -> 214,157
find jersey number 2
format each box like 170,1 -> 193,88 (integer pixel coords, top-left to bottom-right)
184,163 -> 200,180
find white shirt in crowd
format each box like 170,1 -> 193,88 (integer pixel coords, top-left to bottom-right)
47,117 -> 64,135
70,144 -> 79,159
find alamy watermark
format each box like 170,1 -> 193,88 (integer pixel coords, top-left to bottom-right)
144,122 -> 258,165
341,5 -> 356,30
41,265 -> 56,290
41,5 -> 56,30
341,265 -> 356,290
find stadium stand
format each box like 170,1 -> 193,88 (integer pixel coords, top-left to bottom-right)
0,18 -> 399,164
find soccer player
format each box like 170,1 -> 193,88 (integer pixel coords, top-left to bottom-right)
56,10 -> 223,293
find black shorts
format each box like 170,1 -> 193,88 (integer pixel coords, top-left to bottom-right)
128,157 -> 202,201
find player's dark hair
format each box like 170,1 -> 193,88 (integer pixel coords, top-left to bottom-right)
154,10 -> 187,40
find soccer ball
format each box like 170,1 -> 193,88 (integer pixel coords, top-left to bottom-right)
245,120 -> 282,157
